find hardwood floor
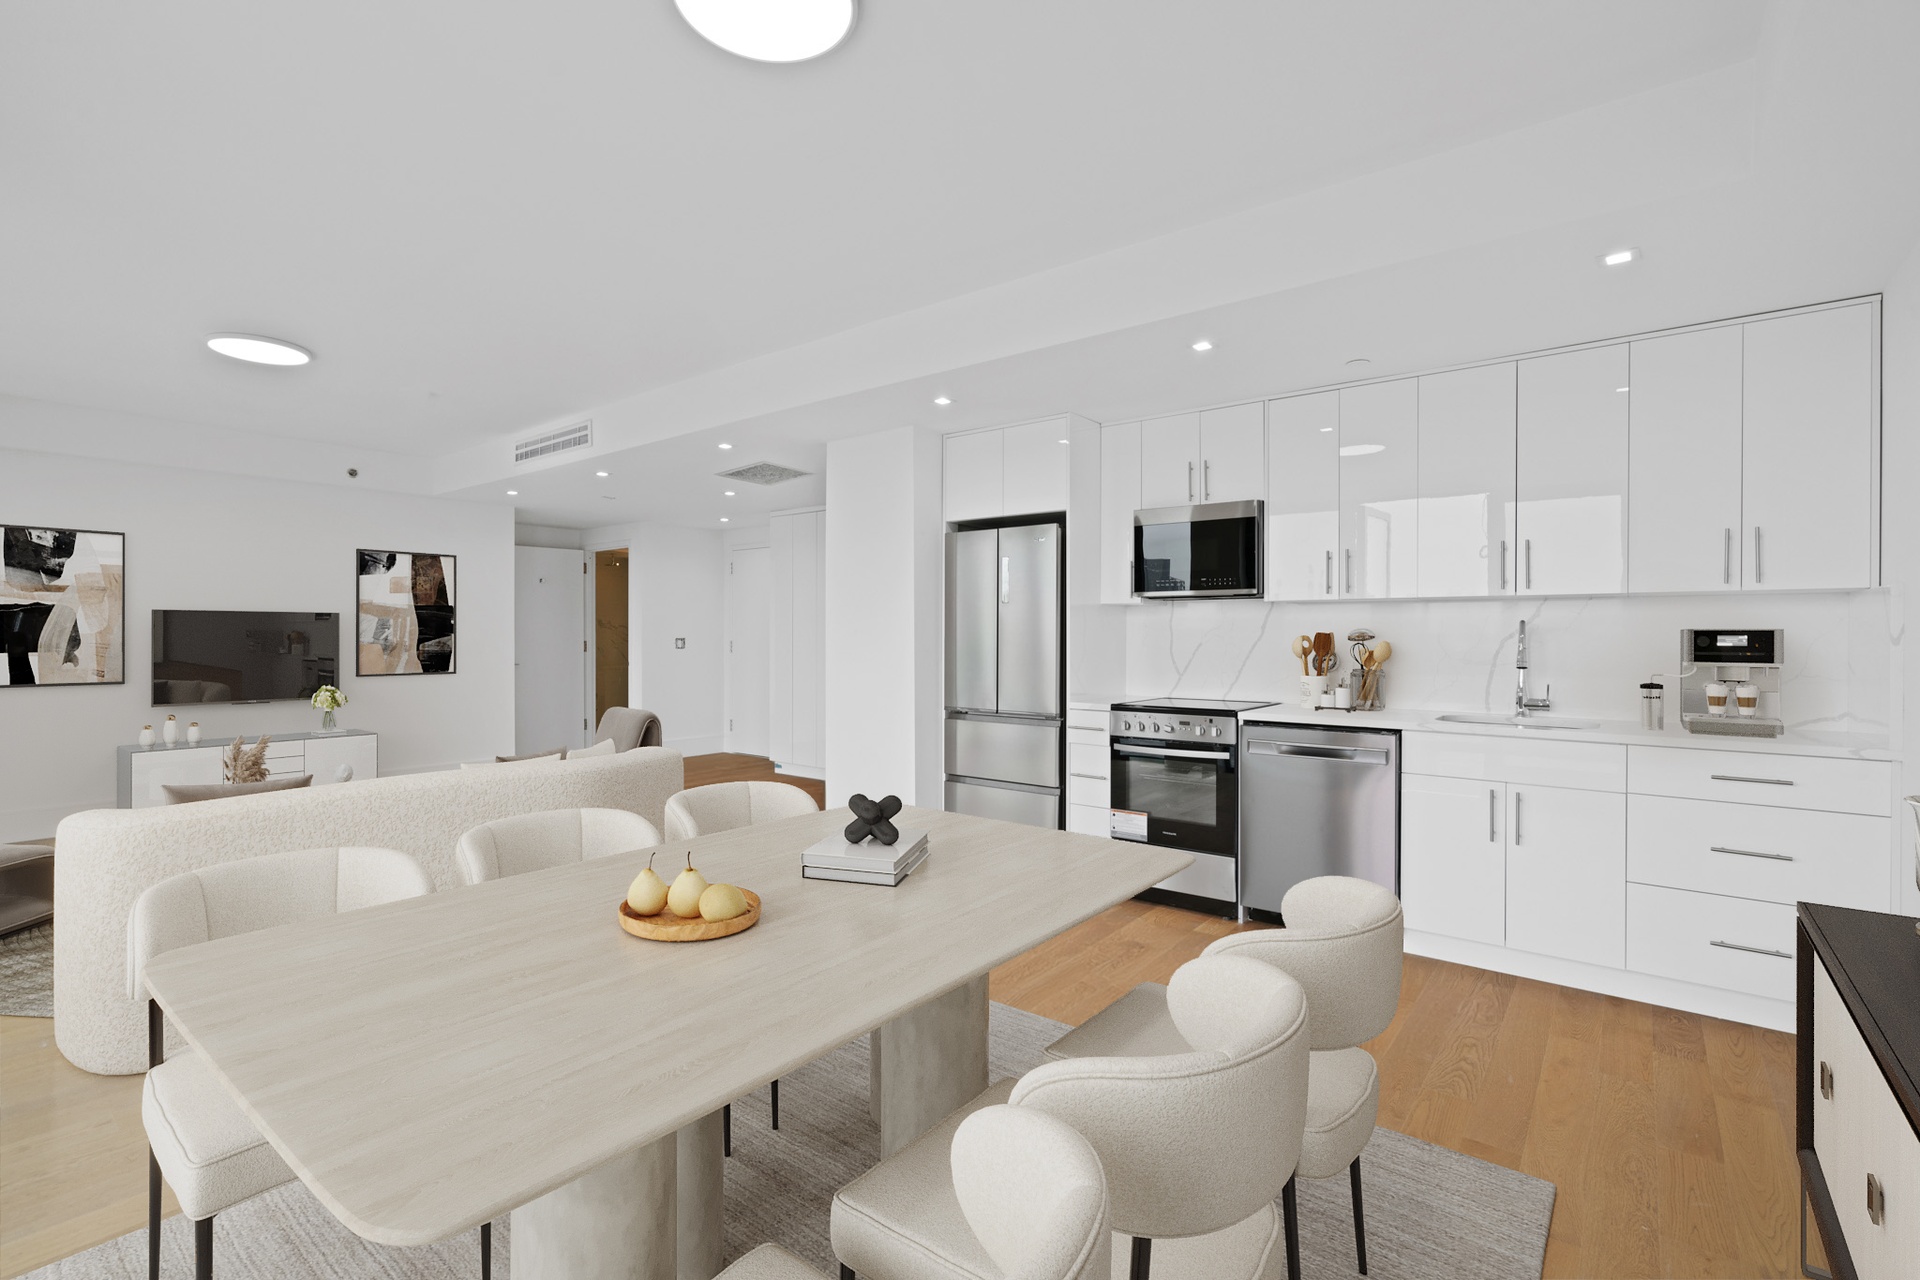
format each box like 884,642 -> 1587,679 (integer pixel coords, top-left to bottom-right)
0,753 -> 1802,1278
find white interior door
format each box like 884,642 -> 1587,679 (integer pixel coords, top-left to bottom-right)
725,547 -> 771,757
514,547 -> 586,755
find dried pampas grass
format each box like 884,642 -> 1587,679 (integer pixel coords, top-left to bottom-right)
223,735 -> 273,784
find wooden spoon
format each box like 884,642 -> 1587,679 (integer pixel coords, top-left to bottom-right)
1312,632 -> 1334,674
1368,640 -> 1392,667
1291,635 -> 1311,676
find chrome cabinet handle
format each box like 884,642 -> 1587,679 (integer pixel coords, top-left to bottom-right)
1499,540 -> 1508,590
1067,772 -> 1107,780
1867,1173 -> 1885,1226
1709,939 -> 1792,959
1711,845 -> 1794,862
1345,549 -> 1353,593
1325,550 -> 1333,595
1489,788 -> 1498,843
1187,461 -> 1195,502
1000,557 -> 1010,604
1513,790 -> 1522,845
1710,774 -> 1795,786
1723,528 -> 1732,585
1524,539 -> 1533,590
1204,459 -> 1211,501
1819,1060 -> 1833,1100
1753,526 -> 1762,583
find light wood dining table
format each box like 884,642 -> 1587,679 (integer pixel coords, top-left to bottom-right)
142,804 -> 1190,1280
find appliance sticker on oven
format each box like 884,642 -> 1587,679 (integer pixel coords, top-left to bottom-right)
1110,809 -> 1148,842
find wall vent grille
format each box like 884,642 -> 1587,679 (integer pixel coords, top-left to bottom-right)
514,420 -> 593,463
718,461 -> 811,486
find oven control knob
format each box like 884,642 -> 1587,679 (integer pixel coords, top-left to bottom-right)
1151,721 -> 1164,733
1208,725 -> 1222,737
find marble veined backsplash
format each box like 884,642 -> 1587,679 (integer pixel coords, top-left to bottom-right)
1122,588 -> 1897,739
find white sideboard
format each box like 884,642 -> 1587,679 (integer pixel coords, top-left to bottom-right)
116,731 -> 379,808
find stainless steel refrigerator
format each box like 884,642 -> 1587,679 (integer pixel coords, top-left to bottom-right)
944,521 -> 1063,829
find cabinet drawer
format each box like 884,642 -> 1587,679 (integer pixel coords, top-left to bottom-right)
1066,727 -> 1109,749
1066,774 -> 1110,808
263,741 -> 306,761
1403,732 -> 1625,791
1067,803 -> 1111,839
1627,795 -> 1889,910
1628,746 -> 1891,815
1066,708 -> 1109,731
1625,883 -> 1795,1001
1066,743 -> 1109,783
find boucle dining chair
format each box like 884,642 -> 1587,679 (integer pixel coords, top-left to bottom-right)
662,779 -> 820,1150
453,806 -> 661,885
833,954 -> 1310,1280
128,846 -> 494,1279
724,1104 -> 1109,1280
1043,875 -> 1403,1275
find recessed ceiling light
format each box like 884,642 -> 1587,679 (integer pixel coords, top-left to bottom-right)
595,470 -> 609,477
206,333 -> 311,366
1319,427 -> 1333,433
724,490 -> 736,497
1191,340 -> 1213,352
674,0 -> 855,63
506,490 -> 519,496
1616,386 -> 1630,393
718,442 -> 733,450
720,517 -> 730,522
933,396 -> 952,406
1602,248 -> 1637,267
1339,444 -> 1386,457
1057,439 -> 1069,445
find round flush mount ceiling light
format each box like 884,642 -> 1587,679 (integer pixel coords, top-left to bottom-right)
206,333 -> 312,366
675,0 -> 855,63
718,442 -> 733,450
1191,340 -> 1213,352
933,396 -> 952,406
1339,443 -> 1386,457
1602,248 -> 1637,267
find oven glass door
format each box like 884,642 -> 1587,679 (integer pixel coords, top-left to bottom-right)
1108,738 -> 1237,856
1133,510 -> 1260,597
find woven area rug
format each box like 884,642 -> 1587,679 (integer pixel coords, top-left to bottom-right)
0,921 -> 53,1017
29,1003 -> 1554,1279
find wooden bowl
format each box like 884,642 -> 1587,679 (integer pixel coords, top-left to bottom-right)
617,889 -> 761,942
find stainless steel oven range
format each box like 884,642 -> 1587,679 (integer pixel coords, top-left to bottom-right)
1107,697 -> 1272,917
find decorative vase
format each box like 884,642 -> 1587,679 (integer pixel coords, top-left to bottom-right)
321,708 -> 337,733
138,725 -> 155,748
187,722 -> 202,745
162,715 -> 179,746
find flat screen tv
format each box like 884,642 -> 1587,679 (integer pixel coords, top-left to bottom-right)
152,611 -> 339,705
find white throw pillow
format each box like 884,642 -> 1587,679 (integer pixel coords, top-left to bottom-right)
568,737 -> 617,759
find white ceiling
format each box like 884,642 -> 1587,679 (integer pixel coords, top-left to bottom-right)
2,2 -> 1761,455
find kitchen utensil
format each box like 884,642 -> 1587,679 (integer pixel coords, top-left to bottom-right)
1312,632 -> 1334,676
1640,682 -> 1665,730
1300,674 -> 1332,705
1369,640 -> 1392,666
1348,628 -> 1376,672
1292,635 -> 1311,676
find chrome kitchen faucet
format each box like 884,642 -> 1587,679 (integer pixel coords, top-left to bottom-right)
1515,619 -> 1553,716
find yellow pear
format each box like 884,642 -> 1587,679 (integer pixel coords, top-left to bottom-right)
626,852 -> 669,916
698,883 -> 750,923
667,853 -> 709,918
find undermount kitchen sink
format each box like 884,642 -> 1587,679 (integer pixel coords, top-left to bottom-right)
1433,713 -> 1602,731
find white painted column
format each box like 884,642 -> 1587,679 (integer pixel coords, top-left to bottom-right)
510,1134 -> 676,1280
869,974 -> 990,1157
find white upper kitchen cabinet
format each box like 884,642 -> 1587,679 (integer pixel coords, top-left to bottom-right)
1628,325 -> 1743,592
1001,418 -> 1070,516
1339,379 -> 1419,598
1265,391 -> 1340,600
1741,303 -> 1876,591
1417,363 -> 1514,597
1516,344 -> 1629,595
1197,401 -> 1266,504
942,429 -> 1003,523
1139,412 -> 1201,508
1099,421 -> 1142,604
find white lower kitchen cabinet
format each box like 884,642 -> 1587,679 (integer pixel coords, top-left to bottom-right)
1067,804 -> 1111,838
1504,784 -> 1625,968
1627,794 -> 1889,911
1627,883 -> 1797,1002
1401,774 -> 1506,946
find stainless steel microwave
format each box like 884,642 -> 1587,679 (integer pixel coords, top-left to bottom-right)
1132,500 -> 1263,598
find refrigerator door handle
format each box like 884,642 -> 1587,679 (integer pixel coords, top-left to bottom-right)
999,556 -> 1010,604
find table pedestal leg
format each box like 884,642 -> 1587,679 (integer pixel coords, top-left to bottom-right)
676,1111 -> 725,1280
511,1134 -> 676,1280
869,974 -> 989,1157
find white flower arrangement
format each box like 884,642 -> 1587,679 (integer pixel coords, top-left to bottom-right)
311,685 -> 348,712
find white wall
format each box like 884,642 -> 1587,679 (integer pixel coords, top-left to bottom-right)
1882,240 -> 1920,917
515,523 -> 584,550
0,448 -> 515,841
1122,591 -> 1891,737
583,521 -> 726,756
823,425 -> 943,810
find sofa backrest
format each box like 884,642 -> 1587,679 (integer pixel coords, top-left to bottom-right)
54,747 -> 683,1075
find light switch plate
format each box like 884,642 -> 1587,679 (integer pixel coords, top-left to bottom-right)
675,637 -> 686,649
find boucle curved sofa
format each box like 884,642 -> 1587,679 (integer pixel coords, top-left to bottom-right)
54,748 -> 683,1075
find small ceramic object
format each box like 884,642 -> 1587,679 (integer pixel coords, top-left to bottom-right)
1705,682 -> 1729,715
138,725 -> 155,748
162,714 -> 179,745
1301,674 -> 1332,706
1333,683 -> 1354,710
186,721 -> 201,745
1735,683 -> 1759,716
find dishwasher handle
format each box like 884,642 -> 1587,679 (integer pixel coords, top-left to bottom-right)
1246,739 -> 1392,766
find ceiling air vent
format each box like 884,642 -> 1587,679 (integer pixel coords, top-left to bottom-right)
513,420 -> 592,464
718,461 -> 812,486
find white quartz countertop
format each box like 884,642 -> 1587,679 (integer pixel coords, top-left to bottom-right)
1237,702 -> 1896,761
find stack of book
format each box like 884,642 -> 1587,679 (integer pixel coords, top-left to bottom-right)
801,828 -> 930,886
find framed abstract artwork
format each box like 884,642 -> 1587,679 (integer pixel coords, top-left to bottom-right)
1,525 -> 125,687
356,549 -> 456,675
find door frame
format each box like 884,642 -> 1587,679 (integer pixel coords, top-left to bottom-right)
724,536 -> 771,756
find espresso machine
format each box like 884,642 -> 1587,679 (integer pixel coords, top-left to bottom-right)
1678,628 -> 1785,738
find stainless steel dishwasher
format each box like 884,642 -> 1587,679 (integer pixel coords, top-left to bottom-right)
1237,721 -> 1399,920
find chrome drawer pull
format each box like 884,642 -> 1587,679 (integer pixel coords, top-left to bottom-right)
1709,774 -> 1795,786
1067,772 -> 1107,781
1710,845 -> 1794,862
1709,939 -> 1792,959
